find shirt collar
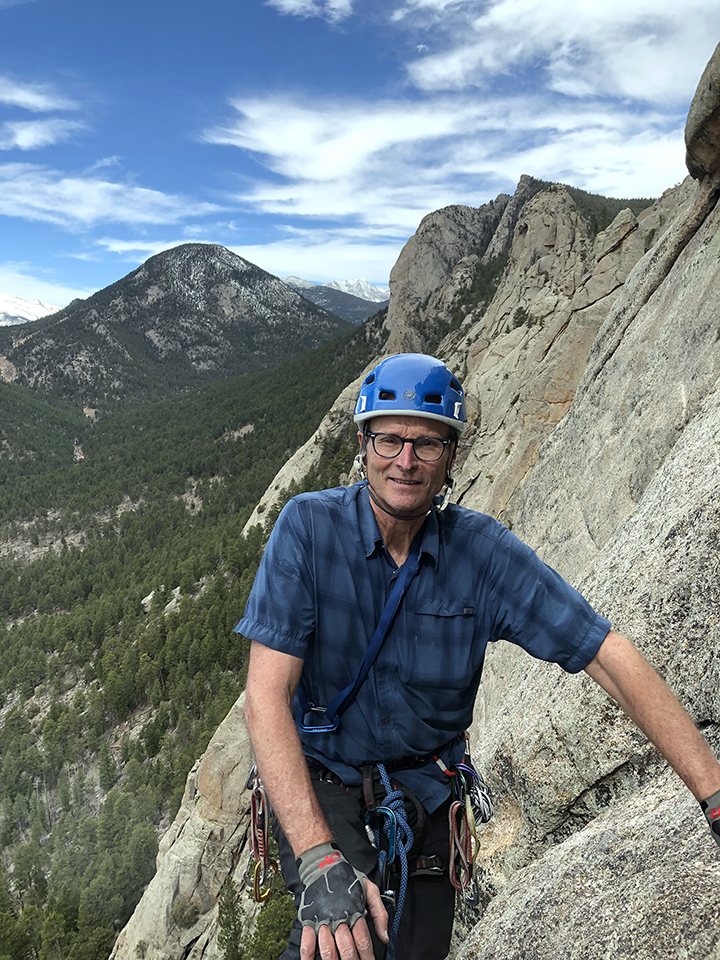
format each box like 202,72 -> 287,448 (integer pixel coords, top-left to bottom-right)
356,483 -> 440,568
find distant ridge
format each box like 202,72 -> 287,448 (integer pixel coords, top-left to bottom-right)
284,276 -> 389,325
325,278 -> 389,302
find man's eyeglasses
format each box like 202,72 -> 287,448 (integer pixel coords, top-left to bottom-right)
366,432 -> 454,462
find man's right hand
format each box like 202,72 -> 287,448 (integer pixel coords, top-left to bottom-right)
296,842 -> 388,959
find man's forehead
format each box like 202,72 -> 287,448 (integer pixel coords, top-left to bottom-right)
362,415 -> 451,438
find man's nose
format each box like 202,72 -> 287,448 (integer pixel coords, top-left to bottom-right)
396,441 -> 417,468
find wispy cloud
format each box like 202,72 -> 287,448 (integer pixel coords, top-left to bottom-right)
0,118 -> 85,150
398,0 -> 717,105
203,91 -> 686,243
0,75 -> 78,112
265,0 -> 353,22
0,164 -> 223,227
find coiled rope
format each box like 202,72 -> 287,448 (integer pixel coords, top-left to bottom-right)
375,763 -> 414,959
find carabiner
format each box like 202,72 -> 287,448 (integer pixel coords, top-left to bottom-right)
253,858 -> 278,903
376,806 -> 398,864
298,705 -> 340,733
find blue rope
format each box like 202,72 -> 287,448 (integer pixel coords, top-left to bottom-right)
375,763 -> 414,959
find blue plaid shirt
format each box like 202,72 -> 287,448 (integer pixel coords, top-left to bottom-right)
236,483 -> 610,811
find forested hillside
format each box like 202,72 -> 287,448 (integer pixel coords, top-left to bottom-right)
0,308 -> 387,960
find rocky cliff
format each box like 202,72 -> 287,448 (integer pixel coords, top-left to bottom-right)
112,43 -> 720,960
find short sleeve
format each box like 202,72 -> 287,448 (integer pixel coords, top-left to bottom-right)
234,499 -> 316,658
487,525 -> 611,673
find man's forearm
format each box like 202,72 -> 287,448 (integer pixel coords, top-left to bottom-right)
585,630 -> 720,801
244,645 -> 332,856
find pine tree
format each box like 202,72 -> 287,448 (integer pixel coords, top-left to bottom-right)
217,879 -> 245,960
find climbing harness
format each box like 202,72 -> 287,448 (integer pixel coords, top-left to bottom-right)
296,534 -> 422,733
243,763 -> 278,902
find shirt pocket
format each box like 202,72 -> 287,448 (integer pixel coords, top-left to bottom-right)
401,598 -> 480,690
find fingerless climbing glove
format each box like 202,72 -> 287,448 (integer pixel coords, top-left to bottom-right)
296,842 -> 367,933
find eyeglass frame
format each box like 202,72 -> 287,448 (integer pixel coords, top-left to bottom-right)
365,430 -> 456,463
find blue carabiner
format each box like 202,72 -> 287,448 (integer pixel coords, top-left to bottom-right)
298,704 -> 340,734
376,806 -> 398,864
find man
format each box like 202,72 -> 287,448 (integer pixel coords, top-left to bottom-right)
238,353 -> 720,960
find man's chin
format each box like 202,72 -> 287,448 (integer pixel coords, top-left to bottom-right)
378,491 -> 432,516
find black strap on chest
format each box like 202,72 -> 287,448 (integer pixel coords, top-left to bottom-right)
296,533 -> 422,734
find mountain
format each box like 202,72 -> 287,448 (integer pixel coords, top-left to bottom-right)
284,276 -> 388,325
282,275 -> 315,289
0,293 -> 62,326
324,278 -> 390,302
0,243 -> 351,408
110,44 -> 720,960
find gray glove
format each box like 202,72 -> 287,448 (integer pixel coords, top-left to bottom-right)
296,842 -> 367,933
700,789 -> 720,848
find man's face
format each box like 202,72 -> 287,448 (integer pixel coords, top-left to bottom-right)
359,415 -> 455,518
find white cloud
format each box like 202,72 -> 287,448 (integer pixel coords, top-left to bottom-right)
0,118 -> 85,150
401,0 -> 718,106
85,156 -> 123,173
203,96 -> 494,232
0,163 -> 223,227
265,0 -> 353,22
0,75 -> 78,112
95,237 -> 189,257
0,261 -> 94,305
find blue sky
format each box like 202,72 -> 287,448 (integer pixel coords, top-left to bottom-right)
1,0 -> 717,306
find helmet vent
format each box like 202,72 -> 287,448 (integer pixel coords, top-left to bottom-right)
379,390 -> 396,400
450,377 -> 461,392
364,373 -> 376,385
424,394 -> 442,404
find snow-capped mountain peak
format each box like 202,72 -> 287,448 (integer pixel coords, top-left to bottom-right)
324,279 -> 389,303
0,293 -> 62,326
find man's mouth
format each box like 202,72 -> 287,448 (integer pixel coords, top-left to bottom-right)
389,477 -> 421,486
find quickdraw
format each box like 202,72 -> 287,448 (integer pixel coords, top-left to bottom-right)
243,764 -> 278,903
438,741 -> 493,906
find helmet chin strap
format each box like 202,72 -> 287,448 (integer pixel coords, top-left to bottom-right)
353,454 -> 455,519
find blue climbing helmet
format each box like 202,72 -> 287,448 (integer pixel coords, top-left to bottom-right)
353,353 -> 467,434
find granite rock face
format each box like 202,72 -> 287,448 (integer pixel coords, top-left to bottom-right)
686,41 -> 720,181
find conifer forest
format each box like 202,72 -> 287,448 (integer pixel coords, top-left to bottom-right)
0,309 -> 387,960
